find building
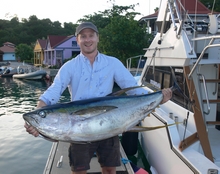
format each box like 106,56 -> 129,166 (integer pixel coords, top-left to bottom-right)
33,39 -> 47,66
139,0 -> 219,35
34,35 -> 80,67
0,42 -> 16,61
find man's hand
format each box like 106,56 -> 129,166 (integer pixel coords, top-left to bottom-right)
24,123 -> 39,137
24,100 -> 47,137
161,88 -> 172,104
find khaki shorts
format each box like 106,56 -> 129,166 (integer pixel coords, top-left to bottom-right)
68,136 -> 121,172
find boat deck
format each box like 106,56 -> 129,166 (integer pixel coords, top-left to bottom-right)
43,141 -> 134,174
208,127 -> 220,166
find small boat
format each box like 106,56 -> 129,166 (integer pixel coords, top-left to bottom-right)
13,67 -> 47,80
0,67 -> 17,78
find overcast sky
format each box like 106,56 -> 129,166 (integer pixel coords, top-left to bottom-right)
0,0 -> 161,24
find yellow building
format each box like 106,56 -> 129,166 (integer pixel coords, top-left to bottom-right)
33,39 -> 47,66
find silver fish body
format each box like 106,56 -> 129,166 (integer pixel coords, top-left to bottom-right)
23,91 -> 163,143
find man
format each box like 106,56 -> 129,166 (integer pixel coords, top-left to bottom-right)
25,22 -> 172,174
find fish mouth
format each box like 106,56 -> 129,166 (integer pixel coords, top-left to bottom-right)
23,113 -> 31,122
23,114 -> 39,125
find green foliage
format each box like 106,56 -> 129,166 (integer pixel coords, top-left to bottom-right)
78,4 -> 152,64
99,16 -> 148,64
199,0 -> 220,12
15,44 -> 33,62
0,15 -> 77,46
0,3 -> 153,65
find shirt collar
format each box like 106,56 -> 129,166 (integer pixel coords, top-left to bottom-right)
80,52 -> 100,62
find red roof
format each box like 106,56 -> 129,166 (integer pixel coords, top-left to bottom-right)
178,0 -> 211,14
4,42 -> 15,46
0,42 -> 15,53
140,0 -> 212,20
141,11 -> 159,20
47,35 -> 68,48
37,39 -> 47,49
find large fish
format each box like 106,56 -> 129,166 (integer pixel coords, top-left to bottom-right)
23,88 -> 171,143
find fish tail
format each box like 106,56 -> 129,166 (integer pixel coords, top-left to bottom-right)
170,66 -> 191,102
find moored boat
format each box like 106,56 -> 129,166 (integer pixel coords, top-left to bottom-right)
0,67 -> 17,77
137,0 -> 220,173
13,68 -> 47,80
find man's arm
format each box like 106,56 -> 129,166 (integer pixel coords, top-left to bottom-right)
37,100 -> 47,108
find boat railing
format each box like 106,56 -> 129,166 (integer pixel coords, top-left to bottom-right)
188,35 -> 220,78
126,55 -> 145,77
197,74 -> 211,116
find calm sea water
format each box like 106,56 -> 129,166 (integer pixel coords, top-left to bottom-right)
0,77 -> 70,174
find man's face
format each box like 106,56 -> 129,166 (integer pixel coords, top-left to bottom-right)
76,28 -> 99,55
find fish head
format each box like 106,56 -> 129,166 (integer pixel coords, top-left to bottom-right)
23,107 -> 65,135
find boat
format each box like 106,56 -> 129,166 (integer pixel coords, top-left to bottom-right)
136,0 -> 220,173
126,55 -> 146,82
42,0 -> 220,173
43,141 -> 136,174
13,67 -> 47,80
0,67 -> 17,77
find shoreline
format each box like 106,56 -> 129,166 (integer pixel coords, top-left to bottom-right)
0,61 -> 59,78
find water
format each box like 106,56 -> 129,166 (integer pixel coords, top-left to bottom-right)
0,77 -> 70,174
0,77 -> 150,174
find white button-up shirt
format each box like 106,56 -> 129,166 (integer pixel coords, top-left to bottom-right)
40,52 -> 147,105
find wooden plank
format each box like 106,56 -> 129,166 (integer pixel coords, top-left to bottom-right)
203,99 -> 220,103
184,66 -> 214,162
179,133 -> 199,151
206,121 -> 220,125
200,79 -> 220,83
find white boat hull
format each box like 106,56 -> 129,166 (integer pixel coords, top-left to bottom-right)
13,70 -> 47,80
139,100 -> 220,174
137,0 -> 220,173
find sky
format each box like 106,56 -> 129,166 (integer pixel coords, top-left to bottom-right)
0,0 -> 161,24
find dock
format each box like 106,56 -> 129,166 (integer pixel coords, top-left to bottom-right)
43,141 -> 134,174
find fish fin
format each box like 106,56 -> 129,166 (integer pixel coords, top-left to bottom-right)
108,86 -> 145,96
128,122 -> 182,132
73,106 -> 117,118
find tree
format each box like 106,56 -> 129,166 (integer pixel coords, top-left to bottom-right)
63,22 -> 78,35
79,4 -> 152,64
99,16 -> 149,64
0,3 -> 153,66
15,44 -> 33,62
199,0 -> 220,12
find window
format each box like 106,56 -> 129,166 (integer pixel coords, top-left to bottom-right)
142,66 -> 191,110
72,41 -> 77,47
56,51 -> 62,57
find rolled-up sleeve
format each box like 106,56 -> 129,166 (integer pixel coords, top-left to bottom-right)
39,63 -> 71,105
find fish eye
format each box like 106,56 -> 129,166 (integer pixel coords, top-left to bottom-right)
38,111 -> 46,118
